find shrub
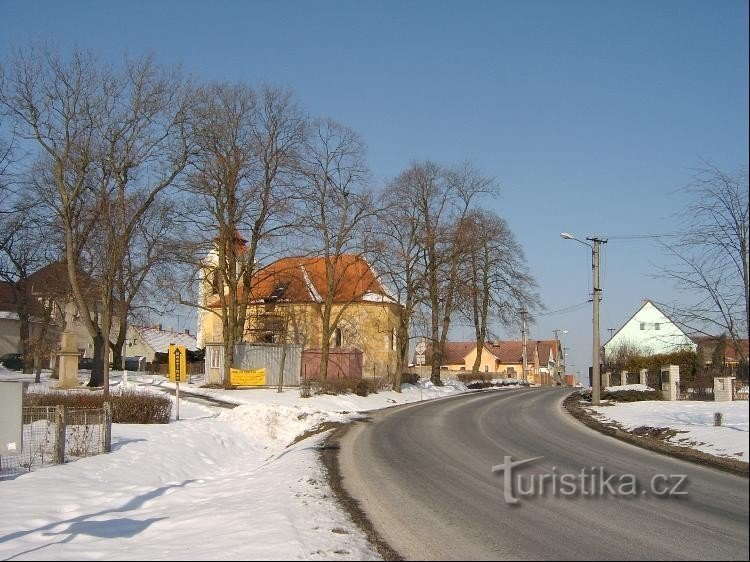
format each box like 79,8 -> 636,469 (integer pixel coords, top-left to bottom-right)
24,388 -> 172,424
457,372 -> 493,384
401,372 -> 419,385
315,376 -> 381,396
580,389 -> 663,403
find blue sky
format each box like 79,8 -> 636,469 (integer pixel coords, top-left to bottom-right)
2,0 -> 748,378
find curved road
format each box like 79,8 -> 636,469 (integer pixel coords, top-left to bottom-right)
338,388 -> 749,560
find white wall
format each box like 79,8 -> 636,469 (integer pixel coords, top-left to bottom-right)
604,301 -> 696,356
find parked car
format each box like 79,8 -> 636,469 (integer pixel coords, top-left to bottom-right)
78,357 -> 94,370
0,353 -> 24,371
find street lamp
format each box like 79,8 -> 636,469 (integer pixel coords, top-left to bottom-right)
560,232 -> 607,406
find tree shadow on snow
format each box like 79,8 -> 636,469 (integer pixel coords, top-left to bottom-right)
0,480 -> 196,559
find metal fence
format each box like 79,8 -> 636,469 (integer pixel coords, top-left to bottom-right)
733,380 -> 749,400
0,405 -> 111,480
233,343 -> 302,386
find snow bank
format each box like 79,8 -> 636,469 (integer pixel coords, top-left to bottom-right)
590,400 -> 749,461
605,384 -> 655,392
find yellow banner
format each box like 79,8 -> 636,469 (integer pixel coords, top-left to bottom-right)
230,368 -> 267,386
168,344 -> 188,382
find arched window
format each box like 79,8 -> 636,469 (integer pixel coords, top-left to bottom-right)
334,328 -> 343,348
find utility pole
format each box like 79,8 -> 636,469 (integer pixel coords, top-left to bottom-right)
553,329 -> 564,385
589,237 -> 606,406
520,308 -> 528,383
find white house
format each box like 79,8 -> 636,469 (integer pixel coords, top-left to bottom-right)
124,325 -> 199,368
604,300 -> 696,358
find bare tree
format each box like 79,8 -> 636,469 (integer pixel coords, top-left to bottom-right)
1,47 -> 193,396
110,197 -> 180,370
393,161 -> 493,384
659,164 -> 749,364
184,83 -> 304,388
458,209 -> 539,376
369,174 -> 426,391
298,118 -> 379,379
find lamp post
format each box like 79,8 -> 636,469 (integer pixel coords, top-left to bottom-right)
561,232 -> 607,406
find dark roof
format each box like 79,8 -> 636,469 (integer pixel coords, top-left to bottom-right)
0,282 -> 16,312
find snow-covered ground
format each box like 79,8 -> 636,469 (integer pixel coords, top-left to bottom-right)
604,383 -> 654,392
589,400 -> 749,461
0,366 -> 476,560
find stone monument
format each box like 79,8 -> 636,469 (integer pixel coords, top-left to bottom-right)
57,302 -> 80,389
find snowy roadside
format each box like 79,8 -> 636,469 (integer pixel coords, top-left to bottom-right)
587,397 -> 749,462
0,367 -> 480,560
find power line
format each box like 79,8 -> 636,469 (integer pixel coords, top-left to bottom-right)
537,301 -> 591,317
604,232 -> 684,240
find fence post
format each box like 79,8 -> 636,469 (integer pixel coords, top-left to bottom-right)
54,405 -> 66,464
103,402 -> 112,453
639,369 -> 648,386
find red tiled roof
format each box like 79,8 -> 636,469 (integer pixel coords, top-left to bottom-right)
208,254 -> 391,307
693,336 -> 749,363
417,339 -> 558,366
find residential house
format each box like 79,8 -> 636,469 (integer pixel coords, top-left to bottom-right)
123,324 -> 199,369
199,254 -> 403,378
603,300 -> 697,361
417,339 -> 559,384
0,262 -> 105,361
692,335 -> 749,376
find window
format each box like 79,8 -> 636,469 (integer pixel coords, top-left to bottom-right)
334,328 -> 343,348
640,322 -> 645,330
654,323 -> 660,330
391,329 -> 397,351
210,348 -> 220,369
484,365 -> 489,372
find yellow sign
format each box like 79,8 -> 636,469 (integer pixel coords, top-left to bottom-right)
169,344 -> 188,382
230,368 -> 267,386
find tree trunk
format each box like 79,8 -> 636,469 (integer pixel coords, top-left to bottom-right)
277,338 -> 287,393
88,333 -> 106,388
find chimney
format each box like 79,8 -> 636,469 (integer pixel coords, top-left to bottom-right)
155,323 -> 162,331
184,329 -> 190,335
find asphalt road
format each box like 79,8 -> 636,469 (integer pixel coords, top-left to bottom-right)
337,388 -> 749,560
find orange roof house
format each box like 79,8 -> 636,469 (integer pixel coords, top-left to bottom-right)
200,254 -> 402,379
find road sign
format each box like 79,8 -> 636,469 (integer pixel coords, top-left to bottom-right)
415,340 -> 427,355
169,344 -> 187,383
416,354 -> 425,366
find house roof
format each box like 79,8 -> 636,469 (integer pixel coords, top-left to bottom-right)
416,340 -> 557,366
134,326 -> 199,353
208,254 -> 395,307
604,299 -> 690,347
692,336 -> 749,363
0,282 -> 16,313
486,340 -> 557,364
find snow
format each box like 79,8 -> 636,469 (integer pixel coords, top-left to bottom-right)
589,400 -> 750,461
0,365 -> 472,560
604,384 -> 655,392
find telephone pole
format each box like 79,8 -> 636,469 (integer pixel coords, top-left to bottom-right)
553,329 -> 567,385
590,236 -> 606,406
560,232 -> 607,406
520,308 -> 528,383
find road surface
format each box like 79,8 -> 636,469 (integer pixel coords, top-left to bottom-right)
337,388 -> 749,560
